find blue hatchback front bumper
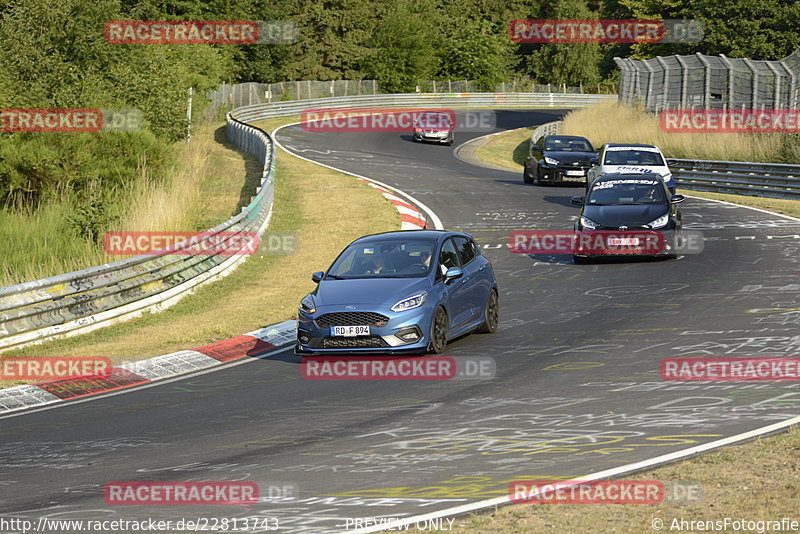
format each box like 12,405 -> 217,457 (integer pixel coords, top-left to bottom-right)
296,306 -> 433,354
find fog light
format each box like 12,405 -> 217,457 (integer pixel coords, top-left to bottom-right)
396,327 -> 421,342
299,334 -> 310,343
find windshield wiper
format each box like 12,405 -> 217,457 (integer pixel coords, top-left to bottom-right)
326,274 -> 347,279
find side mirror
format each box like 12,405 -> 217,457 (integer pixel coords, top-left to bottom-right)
666,158 -> 678,166
311,271 -> 324,283
670,194 -> 685,204
444,267 -> 464,284
570,196 -> 585,205
531,144 -> 541,152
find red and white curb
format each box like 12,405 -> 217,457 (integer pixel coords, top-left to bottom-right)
361,180 -> 427,230
0,320 -> 297,415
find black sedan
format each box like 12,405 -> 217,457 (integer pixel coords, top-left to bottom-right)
570,173 -> 684,263
523,134 -> 596,185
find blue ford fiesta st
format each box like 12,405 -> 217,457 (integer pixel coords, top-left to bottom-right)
295,230 -> 499,354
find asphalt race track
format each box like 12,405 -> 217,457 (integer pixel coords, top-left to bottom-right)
2,110 -> 800,533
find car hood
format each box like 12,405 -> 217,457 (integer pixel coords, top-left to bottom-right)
583,204 -> 668,227
314,277 -> 431,307
545,151 -> 594,164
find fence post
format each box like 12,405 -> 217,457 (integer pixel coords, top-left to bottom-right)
696,53 -> 712,110
675,55 -> 689,108
765,61 -> 783,108
779,57 -> 797,109
743,59 -> 759,109
643,60 -> 656,111
718,55 -> 735,109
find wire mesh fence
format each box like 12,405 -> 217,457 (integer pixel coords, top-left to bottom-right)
206,79 -> 587,115
616,49 -> 800,112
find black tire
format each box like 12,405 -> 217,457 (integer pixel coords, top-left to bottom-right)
666,232 -> 680,259
428,306 -> 448,354
534,167 -> 544,186
474,290 -> 499,334
446,133 -> 454,146
523,169 -> 534,184
573,255 -> 591,264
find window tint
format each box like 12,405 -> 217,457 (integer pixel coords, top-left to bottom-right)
544,137 -> 592,152
454,237 -> 476,265
438,239 -> 461,276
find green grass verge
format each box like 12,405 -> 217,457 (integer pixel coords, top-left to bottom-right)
472,128 -> 532,172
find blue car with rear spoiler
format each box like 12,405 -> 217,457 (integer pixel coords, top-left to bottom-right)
295,230 -> 498,354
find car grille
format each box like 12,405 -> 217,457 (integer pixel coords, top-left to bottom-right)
315,312 -> 390,327
596,225 -> 649,231
321,336 -> 390,349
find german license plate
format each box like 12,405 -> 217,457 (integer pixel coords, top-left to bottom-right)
608,237 -> 640,246
565,170 -> 584,176
331,325 -> 370,337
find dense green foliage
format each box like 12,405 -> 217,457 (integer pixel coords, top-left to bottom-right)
1,0 -> 799,211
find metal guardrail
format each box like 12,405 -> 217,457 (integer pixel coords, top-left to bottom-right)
535,121 -> 800,199
529,120 -> 563,143
0,116 -> 275,352
231,93 -> 616,122
0,92 -> 612,351
667,159 -> 800,199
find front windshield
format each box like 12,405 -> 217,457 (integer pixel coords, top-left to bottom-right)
544,137 -> 592,152
603,148 -> 665,166
587,179 -> 666,205
327,239 -> 436,279
416,113 -> 451,128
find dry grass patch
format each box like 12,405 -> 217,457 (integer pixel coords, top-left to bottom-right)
561,101 -> 799,162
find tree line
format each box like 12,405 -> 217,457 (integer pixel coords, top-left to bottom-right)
1,0 -> 798,207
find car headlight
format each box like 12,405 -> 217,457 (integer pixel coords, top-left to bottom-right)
579,216 -> 599,230
648,213 -> 669,229
391,292 -> 427,313
544,156 -> 559,165
299,295 -> 316,314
